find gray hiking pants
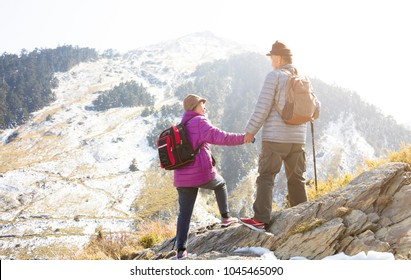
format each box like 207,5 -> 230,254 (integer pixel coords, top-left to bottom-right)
175,174 -> 228,251
253,142 -> 307,224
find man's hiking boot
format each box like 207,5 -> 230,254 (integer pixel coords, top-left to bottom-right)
176,249 -> 188,260
221,217 -> 238,227
239,218 -> 267,232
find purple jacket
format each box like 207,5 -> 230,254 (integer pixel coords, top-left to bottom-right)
174,110 -> 245,187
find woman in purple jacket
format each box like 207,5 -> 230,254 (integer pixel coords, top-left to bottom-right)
174,94 -> 246,259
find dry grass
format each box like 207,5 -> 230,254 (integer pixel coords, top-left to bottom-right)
306,173 -> 354,201
135,220 -> 175,249
271,202 -> 283,212
0,127 -> 64,173
75,229 -> 141,260
132,168 -> 178,221
365,143 -> 411,171
74,220 -> 175,260
305,144 -> 411,203
290,218 -> 325,235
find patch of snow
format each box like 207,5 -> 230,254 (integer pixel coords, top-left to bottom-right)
321,251 -> 395,260
234,246 -> 277,259
310,114 -> 376,179
238,247 -> 395,260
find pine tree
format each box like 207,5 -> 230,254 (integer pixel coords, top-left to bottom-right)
129,159 -> 139,172
0,46 -> 98,129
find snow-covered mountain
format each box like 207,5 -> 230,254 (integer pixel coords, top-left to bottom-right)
0,32 -> 409,259
0,32 -> 255,259
128,31 -> 251,73
313,115 -> 375,177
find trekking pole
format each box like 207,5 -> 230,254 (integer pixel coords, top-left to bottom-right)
310,121 -> 318,192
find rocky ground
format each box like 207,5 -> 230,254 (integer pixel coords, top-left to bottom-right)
134,163 -> 411,260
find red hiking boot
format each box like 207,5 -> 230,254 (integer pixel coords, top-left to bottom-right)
239,218 -> 266,232
221,217 -> 239,227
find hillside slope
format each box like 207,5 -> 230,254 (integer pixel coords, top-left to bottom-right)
0,32 -> 251,259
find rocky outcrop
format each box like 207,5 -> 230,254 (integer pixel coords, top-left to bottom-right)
134,162 -> 411,260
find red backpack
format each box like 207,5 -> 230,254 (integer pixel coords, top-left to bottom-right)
157,117 -> 201,170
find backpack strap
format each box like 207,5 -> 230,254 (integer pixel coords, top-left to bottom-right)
180,115 -> 203,154
273,67 -> 299,115
282,67 -> 298,76
273,69 -> 290,116
273,77 -> 282,116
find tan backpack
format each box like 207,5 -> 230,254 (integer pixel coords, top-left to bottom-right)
274,68 -> 319,125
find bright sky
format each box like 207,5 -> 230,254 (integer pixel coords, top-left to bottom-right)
2,0 -> 411,125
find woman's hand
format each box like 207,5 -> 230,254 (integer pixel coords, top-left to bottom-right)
244,132 -> 255,143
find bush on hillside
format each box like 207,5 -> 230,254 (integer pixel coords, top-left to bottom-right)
87,81 -> 154,111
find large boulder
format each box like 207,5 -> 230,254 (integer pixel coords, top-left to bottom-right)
134,163 -> 411,260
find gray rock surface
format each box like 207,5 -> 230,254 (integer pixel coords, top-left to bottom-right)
134,163 -> 411,260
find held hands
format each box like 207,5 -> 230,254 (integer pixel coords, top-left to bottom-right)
244,132 -> 255,144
